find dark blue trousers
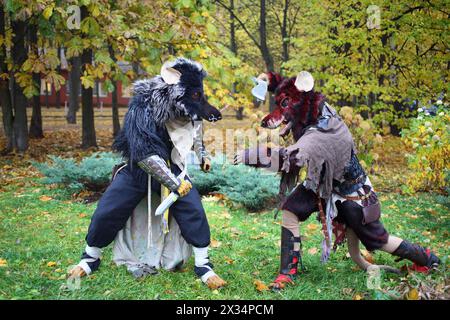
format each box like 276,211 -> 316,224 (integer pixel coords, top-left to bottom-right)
86,163 -> 211,248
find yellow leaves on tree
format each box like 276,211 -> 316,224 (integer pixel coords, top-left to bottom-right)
81,72 -> 95,89
44,71 -> 65,92
42,5 -> 54,20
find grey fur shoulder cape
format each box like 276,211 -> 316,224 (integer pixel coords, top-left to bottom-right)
112,77 -> 187,163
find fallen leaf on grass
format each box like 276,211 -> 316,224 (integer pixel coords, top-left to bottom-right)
308,247 -> 318,255
254,280 -> 269,292
39,195 -> 53,202
353,294 -> 363,300
250,232 -> 268,240
210,239 -> 221,248
221,212 -> 232,219
224,256 -> 234,264
0,258 -> 7,267
78,213 -> 87,218
406,288 -> 419,300
213,193 -> 226,201
47,261 -> 57,267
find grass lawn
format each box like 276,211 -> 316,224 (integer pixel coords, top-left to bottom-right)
0,176 -> 448,300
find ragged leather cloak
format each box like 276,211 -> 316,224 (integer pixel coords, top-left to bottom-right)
281,104 -> 356,199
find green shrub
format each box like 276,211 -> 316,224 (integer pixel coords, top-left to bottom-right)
187,155 -> 228,195
219,164 -> 279,211
33,152 -> 121,194
188,155 -> 279,211
35,152 -> 280,211
401,104 -> 450,192
434,169 -> 450,209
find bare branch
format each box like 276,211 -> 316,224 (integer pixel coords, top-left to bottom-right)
215,0 -> 262,50
392,5 -> 425,21
288,6 -> 301,36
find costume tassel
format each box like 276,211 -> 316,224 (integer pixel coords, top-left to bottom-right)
162,183 -> 170,234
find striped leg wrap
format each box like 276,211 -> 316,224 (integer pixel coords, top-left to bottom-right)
77,246 -> 101,275
194,261 -> 217,283
193,247 -> 217,283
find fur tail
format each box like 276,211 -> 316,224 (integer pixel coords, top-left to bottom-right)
346,228 -> 400,274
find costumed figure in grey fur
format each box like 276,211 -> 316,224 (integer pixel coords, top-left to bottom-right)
68,58 -> 226,289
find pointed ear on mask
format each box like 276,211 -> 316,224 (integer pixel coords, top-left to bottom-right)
161,61 -> 182,84
294,71 -> 314,92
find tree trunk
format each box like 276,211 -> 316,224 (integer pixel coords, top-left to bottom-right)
44,84 -> 49,108
132,61 -> 139,79
55,88 -> 61,108
281,0 -> 289,66
55,47 -> 62,109
95,81 -> 100,108
11,19 -> 28,153
28,23 -> 43,139
0,6 -> 13,154
259,0 -> 275,111
111,80 -> 120,136
108,44 -> 120,137
259,0 -> 274,72
67,56 -> 81,124
29,72 -> 43,138
229,0 -> 243,120
80,6 -> 96,149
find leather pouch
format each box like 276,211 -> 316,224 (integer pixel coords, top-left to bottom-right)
360,186 -> 381,225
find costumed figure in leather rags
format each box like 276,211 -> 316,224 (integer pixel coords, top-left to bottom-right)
236,71 -> 441,290
69,58 -> 226,289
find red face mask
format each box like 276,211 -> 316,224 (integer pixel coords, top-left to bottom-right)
261,77 -> 325,140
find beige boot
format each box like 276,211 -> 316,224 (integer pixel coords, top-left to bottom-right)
67,265 -> 87,279
205,274 -> 227,289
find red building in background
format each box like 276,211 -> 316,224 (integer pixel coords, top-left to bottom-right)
39,49 -> 133,108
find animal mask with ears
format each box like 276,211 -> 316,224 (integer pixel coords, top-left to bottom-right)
261,71 -> 326,140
